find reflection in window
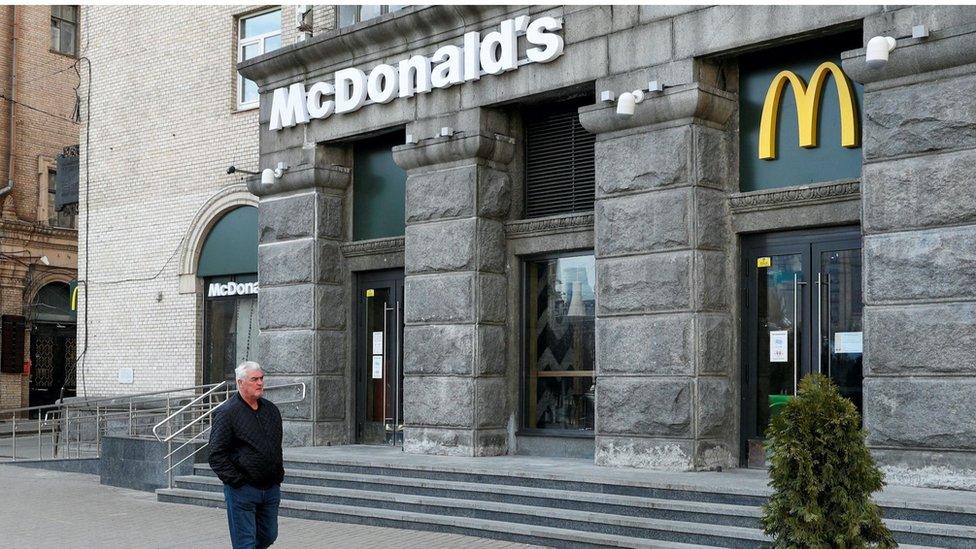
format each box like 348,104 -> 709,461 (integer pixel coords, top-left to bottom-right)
51,6 -> 78,56
338,5 -> 405,29
204,276 -> 259,384
524,254 -> 595,432
237,9 -> 282,109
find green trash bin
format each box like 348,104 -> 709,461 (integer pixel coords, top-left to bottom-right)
769,394 -> 793,420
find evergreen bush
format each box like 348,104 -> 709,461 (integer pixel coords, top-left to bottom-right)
761,374 -> 896,548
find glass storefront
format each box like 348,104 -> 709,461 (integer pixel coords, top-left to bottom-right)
203,274 -> 258,385
523,254 -> 596,433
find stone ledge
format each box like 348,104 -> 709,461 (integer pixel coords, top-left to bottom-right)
505,212 -> 594,239
843,23 -> 976,85
729,179 -> 860,214
579,84 -> 736,136
393,132 -> 516,171
340,236 -> 405,258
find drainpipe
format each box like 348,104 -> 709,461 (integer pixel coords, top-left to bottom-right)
0,5 -> 17,209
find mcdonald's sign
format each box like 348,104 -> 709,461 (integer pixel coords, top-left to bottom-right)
758,61 -> 859,160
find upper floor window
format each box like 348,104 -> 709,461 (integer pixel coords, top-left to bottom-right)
523,96 -> 596,219
51,6 -> 78,56
238,9 -> 282,110
337,5 -> 405,29
48,169 -> 77,229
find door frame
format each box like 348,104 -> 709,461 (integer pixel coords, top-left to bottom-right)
738,226 -> 861,463
353,268 -> 405,444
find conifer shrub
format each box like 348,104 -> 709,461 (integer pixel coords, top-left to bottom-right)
761,374 -> 896,548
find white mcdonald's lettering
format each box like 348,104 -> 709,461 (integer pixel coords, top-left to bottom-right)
207,282 -> 259,297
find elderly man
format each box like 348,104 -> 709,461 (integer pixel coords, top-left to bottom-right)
209,361 -> 284,549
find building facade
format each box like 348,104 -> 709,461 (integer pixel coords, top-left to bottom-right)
84,5 -> 976,490
0,6 -> 80,412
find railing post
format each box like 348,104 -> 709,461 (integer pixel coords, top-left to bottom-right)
95,403 -> 101,458
128,401 -> 133,437
11,415 -> 16,460
166,397 -> 172,489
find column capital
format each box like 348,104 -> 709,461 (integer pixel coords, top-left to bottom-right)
392,132 -> 515,171
248,145 -> 352,197
842,25 -> 976,85
579,83 -> 735,136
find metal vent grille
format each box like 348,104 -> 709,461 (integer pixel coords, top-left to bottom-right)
524,99 -> 596,218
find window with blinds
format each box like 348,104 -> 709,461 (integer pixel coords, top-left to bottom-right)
523,97 -> 596,218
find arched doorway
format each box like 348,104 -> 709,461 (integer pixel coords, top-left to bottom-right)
198,206 -> 259,385
29,282 -> 77,408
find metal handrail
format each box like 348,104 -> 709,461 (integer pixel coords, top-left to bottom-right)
156,382 -> 307,482
151,382 -> 229,442
0,382 -> 225,417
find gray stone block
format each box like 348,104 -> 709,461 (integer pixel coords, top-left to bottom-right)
266,375 -> 311,420
865,377 -> 976,449
403,325 -> 474,375
594,436 -> 694,470
608,21 -> 672,74
259,239 -> 313,286
695,187 -> 730,251
695,251 -> 729,311
697,377 -> 732,438
477,273 -> 508,324
595,188 -> 692,257
406,219 -> 476,274
259,285 -> 314,330
404,273 -> 474,324
281,420 -> 313,447
597,377 -> 692,436
564,5 -> 613,45
695,126 -> 735,191
672,5 -> 879,58
316,193 -> 344,239
475,377 -> 508,429
695,440 -> 736,470
639,5 -> 704,22
596,126 -> 691,197
403,376 -> 473,428
476,167 -> 512,220
315,376 -> 345,421
259,193 -> 314,244
698,314 -> 733,374
863,6 -> 976,43
405,165 -> 475,222
316,241 -> 342,284
865,302 -> 976,375
259,330 -> 315,374
403,426 -> 474,457
315,285 -> 346,330
473,429 -> 509,457
477,325 -> 507,376
611,5 -> 639,32
596,314 -> 694,376
313,421 -> 349,446
864,148 -> 976,232
316,330 -> 346,376
596,252 -> 692,314
864,227 -> 976,302
863,70 -> 976,160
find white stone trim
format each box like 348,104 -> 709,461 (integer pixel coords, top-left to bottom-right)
178,184 -> 258,293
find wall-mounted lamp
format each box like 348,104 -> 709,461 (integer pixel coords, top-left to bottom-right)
261,162 -> 289,186
615,81 -> 667,116
866,25 -> 930,70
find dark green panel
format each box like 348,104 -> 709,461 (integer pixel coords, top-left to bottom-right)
739,32 -> 863,192
198,206 -> 258,277
353,131 -> 406,241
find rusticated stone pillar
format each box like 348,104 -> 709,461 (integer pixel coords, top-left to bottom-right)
249,145 -> 351,447
580,84 -> 737,470
392,108 -> 513,456
843,19 -> 976,488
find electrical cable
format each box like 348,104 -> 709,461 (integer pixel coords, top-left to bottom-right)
0,93 -> 77,124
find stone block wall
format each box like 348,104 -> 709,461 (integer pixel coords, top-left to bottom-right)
844,13 -> 976,488
393,109 -> 514,457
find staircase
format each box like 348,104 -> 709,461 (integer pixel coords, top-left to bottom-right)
157,447 -> 976,548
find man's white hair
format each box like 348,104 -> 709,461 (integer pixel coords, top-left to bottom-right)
235,361 -> 263,381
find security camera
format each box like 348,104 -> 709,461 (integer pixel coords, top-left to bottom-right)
226,166 -> 237,174
227,165 -> 259,176
866,36 -> 897,69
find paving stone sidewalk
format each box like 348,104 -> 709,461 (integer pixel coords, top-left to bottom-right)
0,464 -> 539,549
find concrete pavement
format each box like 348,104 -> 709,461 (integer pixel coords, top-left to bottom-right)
0,464 -> 539,548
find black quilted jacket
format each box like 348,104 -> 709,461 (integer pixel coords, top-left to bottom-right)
208,393 -> 284,489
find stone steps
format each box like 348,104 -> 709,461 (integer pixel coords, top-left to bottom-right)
156,458 -> 976,548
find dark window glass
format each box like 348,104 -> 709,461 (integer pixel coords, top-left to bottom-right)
203,276 -> 259,385
338,5 -> 405,29
524,96 -> 596,218
523,254 -> 596,432
48,170 -> 77,228
51,6 -> 78,56
352,131 -> 406,240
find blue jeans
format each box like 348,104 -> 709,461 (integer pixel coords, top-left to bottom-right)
223,484 -> 281,549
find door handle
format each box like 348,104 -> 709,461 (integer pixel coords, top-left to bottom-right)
793,273 -> 806,395
816,272 -> 822,376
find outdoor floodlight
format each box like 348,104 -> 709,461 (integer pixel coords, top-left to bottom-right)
866,36 -> 897,69
616,90 -> 645,116
261,162 -> 289,186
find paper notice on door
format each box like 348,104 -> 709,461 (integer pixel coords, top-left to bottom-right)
835,331 -> 863,353
371,355 -> 383,379
769,330 -> 789,363
371,331 -> 383,355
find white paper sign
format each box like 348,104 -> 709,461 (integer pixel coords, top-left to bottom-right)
835,331 -> 863,354
371,332 -> 383,355
769,330 -> 789,363
118,367 -> 134,384
371,356 -> 383,379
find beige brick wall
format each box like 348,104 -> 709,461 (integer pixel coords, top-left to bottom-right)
77,5 -> 335,397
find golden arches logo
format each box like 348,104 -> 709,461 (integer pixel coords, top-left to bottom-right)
758,61 -> 859,160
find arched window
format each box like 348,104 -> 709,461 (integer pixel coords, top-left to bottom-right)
198,206 -> 259,384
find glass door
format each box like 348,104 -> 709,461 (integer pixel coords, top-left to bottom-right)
741,227 -> 862,466
355,269 -> 404,445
